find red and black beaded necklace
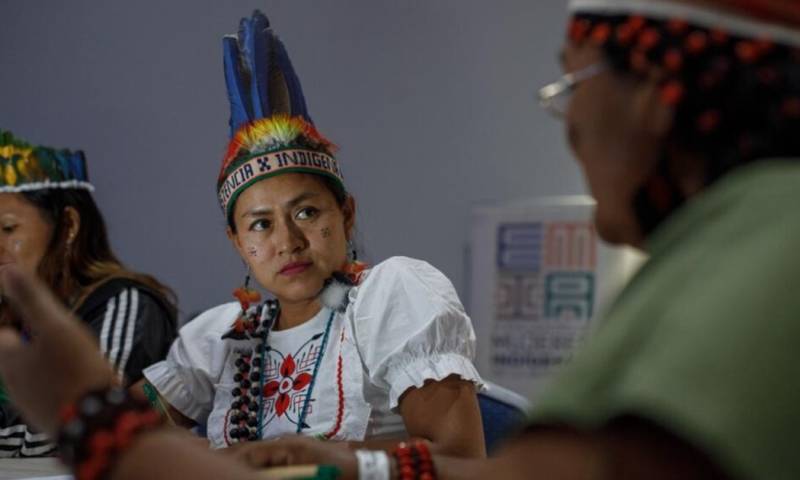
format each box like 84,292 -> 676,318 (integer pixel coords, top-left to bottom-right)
221,264 -> 368,443
221,294 -> 338,442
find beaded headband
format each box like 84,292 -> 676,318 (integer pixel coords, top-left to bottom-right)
218,115 -> 342,214
568,0 -> 800,234
566,1 -> 800,120
218,11 -> 344,219
569,0 -> 800,46
0,130 -> 94,193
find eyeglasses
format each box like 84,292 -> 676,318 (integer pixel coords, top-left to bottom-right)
538,62 -> 607,118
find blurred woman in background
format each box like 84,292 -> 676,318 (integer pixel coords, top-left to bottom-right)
0,130 -> 177,457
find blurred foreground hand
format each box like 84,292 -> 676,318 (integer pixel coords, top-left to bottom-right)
0,267 -> 114,436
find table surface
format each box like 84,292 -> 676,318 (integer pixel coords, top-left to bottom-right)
0,458 -> 70,480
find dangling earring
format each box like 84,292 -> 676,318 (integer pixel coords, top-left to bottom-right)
233,264 -> 261,311
341,241 -> 367,285
62,237 -> 75,304
243,265 -> 252,290
347,240 -> 357,263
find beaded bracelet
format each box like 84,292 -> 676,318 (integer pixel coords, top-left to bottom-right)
392,441 -> 437,480
58,387 -> 164,480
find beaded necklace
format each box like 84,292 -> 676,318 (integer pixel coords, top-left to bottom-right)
225,266 -> 366,444
227,300 -> 276,442
226,302 -> 336,442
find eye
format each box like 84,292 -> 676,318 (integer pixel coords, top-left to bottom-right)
249,219 -> 271,232
295,207 -> 319,221
1,224 -> 17,234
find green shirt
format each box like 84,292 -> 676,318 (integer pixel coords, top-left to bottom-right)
530,161 -> 800,480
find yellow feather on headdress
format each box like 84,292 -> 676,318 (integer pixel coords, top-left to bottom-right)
221,115 -> 337,178
4,163 -> 17,186
15,157 -> 30,180
0,145 -> 32,160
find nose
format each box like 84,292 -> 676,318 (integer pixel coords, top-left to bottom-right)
274,217 -> 308,256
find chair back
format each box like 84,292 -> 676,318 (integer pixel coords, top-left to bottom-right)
478,381 -> 531,453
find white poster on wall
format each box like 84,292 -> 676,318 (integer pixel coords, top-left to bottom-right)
469,196 -> 644,401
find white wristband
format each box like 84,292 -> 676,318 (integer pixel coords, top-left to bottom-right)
355,449 -> 391,480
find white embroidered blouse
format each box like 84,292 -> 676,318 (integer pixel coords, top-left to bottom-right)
143,256 -> 482,448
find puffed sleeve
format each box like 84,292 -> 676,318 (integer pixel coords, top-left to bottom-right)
143,303 -> 238,423
348,256 -> 483,410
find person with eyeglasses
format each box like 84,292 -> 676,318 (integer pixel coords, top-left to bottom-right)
3,0 -> 800,479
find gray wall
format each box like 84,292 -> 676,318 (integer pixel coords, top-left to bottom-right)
0,0 -> 585,320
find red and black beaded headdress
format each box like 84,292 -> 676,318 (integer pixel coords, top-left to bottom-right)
566,0 -> 800,235
568,0 -> 800,109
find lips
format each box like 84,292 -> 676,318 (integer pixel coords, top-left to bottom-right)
279,261 -> 313,276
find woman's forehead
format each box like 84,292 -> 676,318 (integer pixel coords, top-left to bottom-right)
0,193 -> 36,213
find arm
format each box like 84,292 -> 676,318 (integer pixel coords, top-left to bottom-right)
223,415 -> 730,479
347,375 -> 485,458
434,418 -> 731,480
349,258 -> 486,456
129,377 -> 197,429
0,269 -> 262,480
113,429 -> 263,480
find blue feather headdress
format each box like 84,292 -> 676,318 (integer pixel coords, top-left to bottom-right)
0,130 -> 94,193
218,10 -> 344,219
222,10 -> 312,137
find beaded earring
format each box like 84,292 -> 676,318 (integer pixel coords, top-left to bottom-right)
347,240 -> 357,263
233,265 -> 261,311
342,241 -> 367,285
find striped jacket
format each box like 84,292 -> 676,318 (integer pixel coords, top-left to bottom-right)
0,278 -> 177,457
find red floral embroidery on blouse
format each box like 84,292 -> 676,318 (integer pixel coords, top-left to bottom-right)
263,354 -> 313,417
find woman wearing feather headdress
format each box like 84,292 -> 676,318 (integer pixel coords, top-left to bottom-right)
0,131 -> 178,458
132,10 -> 486,461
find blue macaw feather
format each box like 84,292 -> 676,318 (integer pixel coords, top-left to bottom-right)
31,148 -> 55,179
237,14 -> 251,71
238,15 -> 257,115
223,10 -> 318,139
72,151 -> 88,181
245,11 -> 272,119
238,14 -> 259,117
223,35 -> 252,135
273,38 -> 312,123
53,151 -> 71,179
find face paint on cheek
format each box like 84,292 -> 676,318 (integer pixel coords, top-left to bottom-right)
321,227 -> 331,239
12,240 -> 22,253
245,245 -> 260,258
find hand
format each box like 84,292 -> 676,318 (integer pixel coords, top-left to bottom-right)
223,436 -> 358,479
0,267 -> 114,436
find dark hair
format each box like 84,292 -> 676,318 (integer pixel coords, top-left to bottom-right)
226,174 -> 349,233
20,188 -> 176,310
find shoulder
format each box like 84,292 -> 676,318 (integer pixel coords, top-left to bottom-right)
75,277 -> 175,322
364,256 -> 447,278
179,301 -> 243,340
355,256 -> 458,298
347,256 -> 468,329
